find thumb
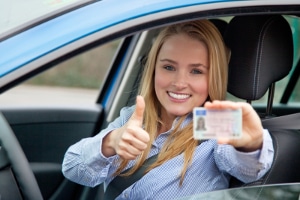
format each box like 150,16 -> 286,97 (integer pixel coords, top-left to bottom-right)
130,95 -> 145,127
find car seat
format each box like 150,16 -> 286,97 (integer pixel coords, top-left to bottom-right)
224,15 -> 300,187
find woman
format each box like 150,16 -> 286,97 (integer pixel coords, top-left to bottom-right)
62,20 -> 274,199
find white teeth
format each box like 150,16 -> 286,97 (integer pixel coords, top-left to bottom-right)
168,92 -> 190,100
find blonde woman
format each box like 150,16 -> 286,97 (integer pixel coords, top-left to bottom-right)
62,20 -> 274,199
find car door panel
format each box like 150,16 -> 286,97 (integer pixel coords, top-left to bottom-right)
0,106 -> 104,199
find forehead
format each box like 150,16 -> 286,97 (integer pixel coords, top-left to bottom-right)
158,34 -> 208,60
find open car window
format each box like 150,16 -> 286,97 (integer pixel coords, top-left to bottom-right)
0,39 -> 121,106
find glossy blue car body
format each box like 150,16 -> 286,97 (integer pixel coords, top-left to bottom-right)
0,0 -> 300,199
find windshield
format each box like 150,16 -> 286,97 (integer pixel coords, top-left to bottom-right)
0,0 -> 92,39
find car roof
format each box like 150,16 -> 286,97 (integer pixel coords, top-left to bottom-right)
0,0 -> 299,90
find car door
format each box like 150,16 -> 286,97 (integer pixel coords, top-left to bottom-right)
0,31 -> 148,200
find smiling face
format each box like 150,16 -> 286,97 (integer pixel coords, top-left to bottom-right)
154,33 -> 209,122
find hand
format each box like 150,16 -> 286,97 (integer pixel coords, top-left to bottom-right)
103,96 -> 150,160
204,100 -> 263,152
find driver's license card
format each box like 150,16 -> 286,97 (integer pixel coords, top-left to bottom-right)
193,107 -> 242,140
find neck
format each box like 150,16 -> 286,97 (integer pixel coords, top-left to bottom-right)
157,115 -> 175,135
157,123 -> 171,135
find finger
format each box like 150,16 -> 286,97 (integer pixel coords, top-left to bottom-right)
118,150 -> 140,160
130,95 -> 145,127
237,102 -> 254,116
217,138 -> 230,145
217,138 -> 241,148
126,126 -> 150,144
206,101 -> 256,121
122,129 -> 149,150
118,142 -> 143,156
204,100 -> 241,110
117,140 -> 144,160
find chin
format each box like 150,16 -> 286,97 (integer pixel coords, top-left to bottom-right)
170,110 -> 191,117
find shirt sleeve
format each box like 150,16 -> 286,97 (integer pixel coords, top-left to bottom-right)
62,106 -> 134,187
214,129 -> 274,183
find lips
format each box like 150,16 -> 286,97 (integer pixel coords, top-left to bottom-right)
168,92 -> 191,100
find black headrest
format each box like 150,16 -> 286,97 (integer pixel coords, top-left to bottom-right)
224,15 -> 294,100
210,19 -> 228,37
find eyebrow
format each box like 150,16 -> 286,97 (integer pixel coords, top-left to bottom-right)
159,58 -> 208,68
159,58 -> 177,64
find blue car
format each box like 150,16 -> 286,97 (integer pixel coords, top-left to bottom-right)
0,0 -> 300,199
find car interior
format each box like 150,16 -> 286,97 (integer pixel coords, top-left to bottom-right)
223,14 -> 300,188
0,8 -> 300,200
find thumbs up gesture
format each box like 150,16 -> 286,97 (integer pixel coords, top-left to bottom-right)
102,96 -> 150,160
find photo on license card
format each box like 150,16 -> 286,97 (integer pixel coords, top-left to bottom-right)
193,107 -> 242,140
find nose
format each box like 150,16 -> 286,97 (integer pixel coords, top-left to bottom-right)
172,72 -> 188,89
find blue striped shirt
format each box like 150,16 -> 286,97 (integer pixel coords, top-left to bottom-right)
62,106 -> 274,199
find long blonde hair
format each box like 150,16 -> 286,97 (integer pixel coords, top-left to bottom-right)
115,19 -> 228,185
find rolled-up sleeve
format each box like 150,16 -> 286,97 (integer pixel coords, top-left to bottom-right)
214,129 -> 274,183
62,106 -> 134,187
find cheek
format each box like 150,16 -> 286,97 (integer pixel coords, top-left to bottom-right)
193,77 -> 209,95
154,71 -> 169,90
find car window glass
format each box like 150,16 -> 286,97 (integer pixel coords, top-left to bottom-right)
0,39 -> 121,106
288,16 -> 300,104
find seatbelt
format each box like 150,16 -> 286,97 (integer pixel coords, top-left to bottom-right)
104,155 -> 158,200
104,113 -> 300,199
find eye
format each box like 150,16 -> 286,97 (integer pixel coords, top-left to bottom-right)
191,69 -> 202,74
163,65 -> 175,71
